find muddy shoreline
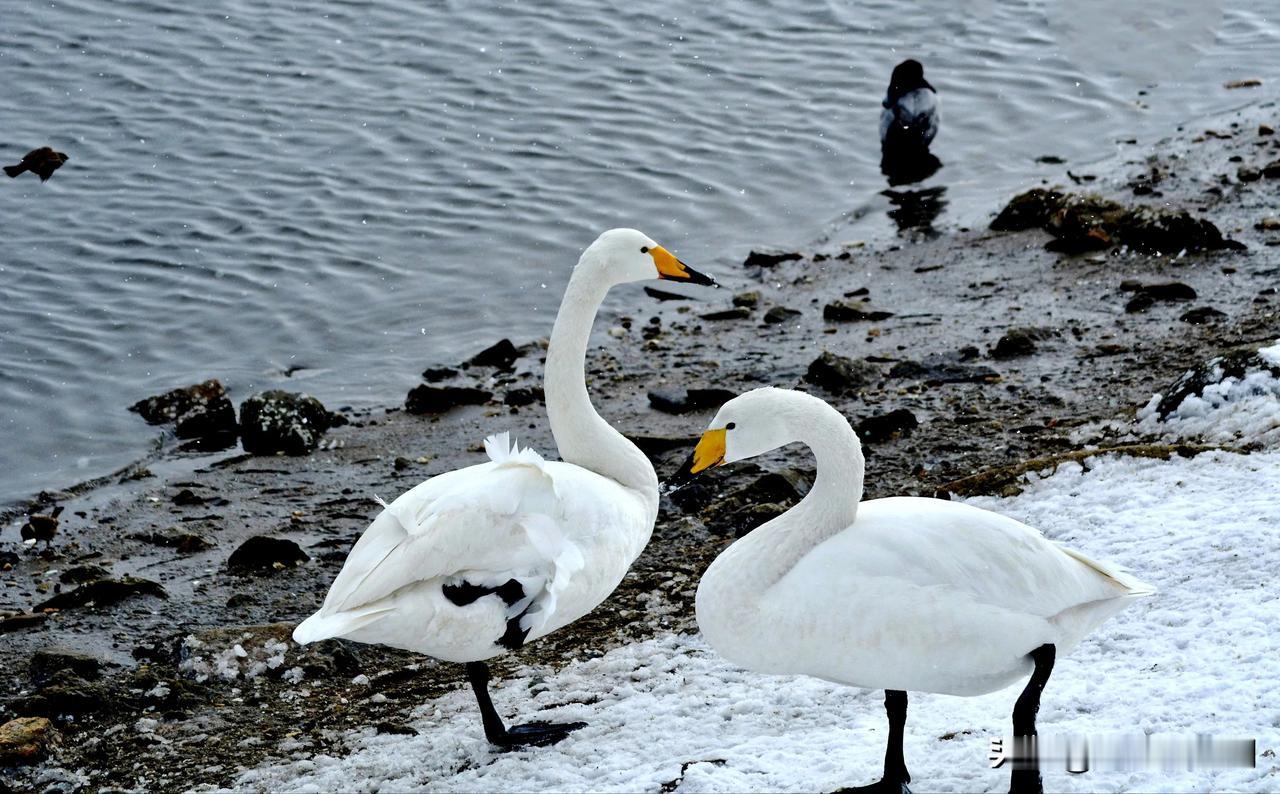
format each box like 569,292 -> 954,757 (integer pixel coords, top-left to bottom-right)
3,103 -> 1279,792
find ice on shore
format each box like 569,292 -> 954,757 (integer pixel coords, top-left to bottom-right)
225,446 -> 1279,793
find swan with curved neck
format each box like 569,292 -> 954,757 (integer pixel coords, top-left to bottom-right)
675,387 -> 1153,793
294,228 -> 714,748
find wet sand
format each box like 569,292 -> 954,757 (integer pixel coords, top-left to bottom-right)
2,103 -> 1279,791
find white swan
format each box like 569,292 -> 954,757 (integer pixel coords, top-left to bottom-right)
294,228 -> 715,748
671,387 -> 1153,793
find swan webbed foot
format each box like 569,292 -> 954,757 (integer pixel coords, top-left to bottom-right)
493,719 -> 587,749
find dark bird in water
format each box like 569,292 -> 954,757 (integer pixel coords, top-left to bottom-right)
879,59 -> 941,185
5,147 -> 69,182
21,505 -> 63,547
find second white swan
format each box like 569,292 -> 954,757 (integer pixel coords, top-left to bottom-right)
672,387 -> 1153,793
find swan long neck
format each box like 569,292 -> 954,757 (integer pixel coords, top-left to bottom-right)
543,264 -> 658,503
758,406 -> 865,584
710,399 -> 865,594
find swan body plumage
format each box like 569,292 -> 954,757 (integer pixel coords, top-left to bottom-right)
293,432 -> 652,662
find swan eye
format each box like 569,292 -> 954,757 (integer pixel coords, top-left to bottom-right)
640,246 -> 649,253
726,422 -> 736,430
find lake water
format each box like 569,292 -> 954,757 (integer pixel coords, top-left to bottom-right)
2,0 -> 1277,506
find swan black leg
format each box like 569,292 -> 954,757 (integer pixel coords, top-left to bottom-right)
1009,644 -> 1056,794
464,661 -> 586,749
837,690 -> 912,793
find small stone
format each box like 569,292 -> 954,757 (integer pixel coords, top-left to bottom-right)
1260,124 -> 1275,136
856,409 -> 919,443
992,327 -> 1052,359
732,291 -> 760,308
172,488 -> 205,506
131,528 -> 214,554
239,391 -> 339,455
648,388 -> 737,414
1223,78 -> 1262,89
1238,166 -> 1262,182
990,188 -> 1067,231
763,306 -> 801,324
743,250 -> 802,267
504,386 -> 544,407
1180,306 -> 1227,324
823,299 -> 894,322
1140,282 -> 1197,301
36,577 -> 167,611
421,366 -> 458,382
29,647 -> 105,686
0,612 -> 48,633
394,456 -> 413,472
805,351 -> 879,393
0,717 -> 58,765
466,339 -> 520,370
1264,159 -> 1280,179
1255,217 -> 1280,231
889,355 -> 1000,385
227,536 -> 309,574
700,307 -> 752,321
58,564 -> 110,585
404,385 -> 492,415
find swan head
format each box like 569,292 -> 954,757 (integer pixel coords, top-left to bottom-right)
580,228 -> 716,288
666,387 -> 825,488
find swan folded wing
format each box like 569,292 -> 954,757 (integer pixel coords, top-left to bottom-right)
318,438 -> 581,625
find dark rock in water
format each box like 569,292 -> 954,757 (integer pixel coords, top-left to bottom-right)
990,188 -> 1243,253
1180,306 -> 1227,324
648,388 -> 737,415
701,307 -> 752,321
0,716 -> 58,765
1125,294 -> 1155,313
58,564 -> 110,585
763,306 -> 801,324
504,386 -> 544,407
1153,347 -> 1280,418
227,536 -> 309,574
405,384 -> 492,414
732,291 -> 760,308
857,409 -> 920,443
466,339 -> 520,370
421,366 -> 459,382
130,379 -> 238,446
743,250 -> 802,268
36,577 -> 167,611
805,351 -> 879,393
992,327 -> 1053,359
990,188 -> 1067,231
29,647 -> 106,686
239,391 -> 339,455
889,354 -> 1000,385
823,299 -> 894,322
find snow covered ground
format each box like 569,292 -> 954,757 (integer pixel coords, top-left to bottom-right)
226,353 -> 1280,793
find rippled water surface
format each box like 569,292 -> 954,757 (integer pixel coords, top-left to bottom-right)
2,0 -> 1277,504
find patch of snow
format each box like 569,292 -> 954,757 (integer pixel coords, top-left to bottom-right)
226,451 -> 1279,793
181,633 -> 298,683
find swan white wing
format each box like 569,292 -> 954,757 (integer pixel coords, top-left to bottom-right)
301,433 -> 584,637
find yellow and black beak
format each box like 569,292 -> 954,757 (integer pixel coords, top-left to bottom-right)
665,427 -> 726,489
649,245 -> 717,287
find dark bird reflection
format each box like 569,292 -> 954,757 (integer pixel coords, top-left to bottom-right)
882,185 -> 948,236
5,147 -> 69,182
880,149 -> 943,186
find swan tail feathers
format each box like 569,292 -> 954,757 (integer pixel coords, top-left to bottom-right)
1060,543 -> 1156,597
293,604 -> 394,645
484,431 -> 546,468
